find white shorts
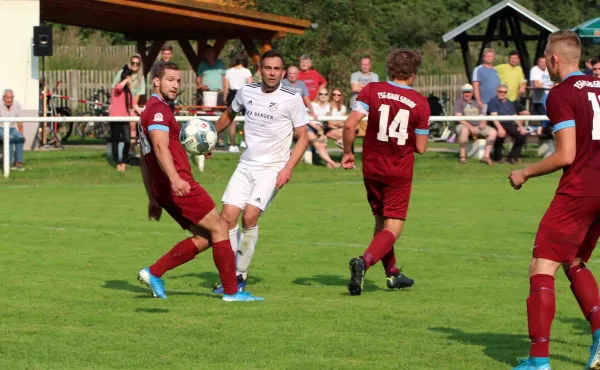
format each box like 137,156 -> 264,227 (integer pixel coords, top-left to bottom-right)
221,166 -> 279,211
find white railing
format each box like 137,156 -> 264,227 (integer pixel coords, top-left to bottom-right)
2,114 -> 550,178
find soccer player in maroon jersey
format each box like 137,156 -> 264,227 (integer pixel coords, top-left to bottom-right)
136,61 -> 263,302
341,49 -> 430,296
509,30 -> 600,370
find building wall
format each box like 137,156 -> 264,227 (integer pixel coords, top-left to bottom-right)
0,0 -> 40,150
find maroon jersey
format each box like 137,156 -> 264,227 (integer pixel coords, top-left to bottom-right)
356,81 -> 430,186
139,94 -> 201,198
546,72 -> 600,196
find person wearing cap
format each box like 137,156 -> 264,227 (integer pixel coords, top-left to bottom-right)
297,55 -> 327,101
452,83 -> 496,165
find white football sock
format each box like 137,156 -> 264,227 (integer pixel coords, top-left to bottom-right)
237,226 -> 258,280
228,225 -> 240,258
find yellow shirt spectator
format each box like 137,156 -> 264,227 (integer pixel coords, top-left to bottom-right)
495,63 -> 526,102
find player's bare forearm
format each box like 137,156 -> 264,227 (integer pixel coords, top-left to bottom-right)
17,122 -> 23,134
343,110 -> 365,154
140,156 -> 155,201
523,127 -> 576,180
285,126 -> 309,171
215,106 -> 236,134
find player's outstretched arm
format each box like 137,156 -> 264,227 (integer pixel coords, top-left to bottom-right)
214,106 -> 237,134
509,127 -> 575,190
149,130 -> 190,196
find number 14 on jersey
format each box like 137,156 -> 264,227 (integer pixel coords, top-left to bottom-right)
589,92 -> 600,140
377,104 -> 410,145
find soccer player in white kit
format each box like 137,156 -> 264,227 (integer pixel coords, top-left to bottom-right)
213,50 -> 310,292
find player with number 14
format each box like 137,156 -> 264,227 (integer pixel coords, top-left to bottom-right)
341,48 -> 430,296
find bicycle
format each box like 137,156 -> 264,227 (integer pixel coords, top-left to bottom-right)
71,87 -> 111,140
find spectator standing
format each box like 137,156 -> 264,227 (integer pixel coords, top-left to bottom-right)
495,51 -> 528,112
297,55 -> 327,101
472,48 -> 501,112
452,84 -> 496,165
529,56 -> 555,115
160,44 -> 173,63
223,52 -> 252,152
487,84 -> 527,164
592,57 -> 600,78
0,89 -> 25,170
195,45 -> 227,106
109,64 -> 135,172
113,55 -> 145,159
349,56 -> 379,109
282,66 -> 316,117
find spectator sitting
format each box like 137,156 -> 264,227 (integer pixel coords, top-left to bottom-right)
223,52 -> 252,153
297,54 -> 327,102
452,84 -> 496,165
0,89 -> 25,170
325,88 -> 346,148
487,84 -> 527,164
307,88 -> 340,169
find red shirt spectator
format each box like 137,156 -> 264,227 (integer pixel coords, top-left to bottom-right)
297,55 -> 327,101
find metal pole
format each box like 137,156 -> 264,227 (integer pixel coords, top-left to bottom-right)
3,121 -> 9,178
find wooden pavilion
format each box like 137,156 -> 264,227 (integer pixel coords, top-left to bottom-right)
442,0 -> 558,83
40,0 -> 311,76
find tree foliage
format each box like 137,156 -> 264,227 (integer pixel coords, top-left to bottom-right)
254,0 -> 599,92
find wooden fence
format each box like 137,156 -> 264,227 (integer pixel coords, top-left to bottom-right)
45,70 -> 468,114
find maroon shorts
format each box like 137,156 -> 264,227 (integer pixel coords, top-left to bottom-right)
363,178 -> 411,220
534,194 -> 600,264
156,185 -> 216,230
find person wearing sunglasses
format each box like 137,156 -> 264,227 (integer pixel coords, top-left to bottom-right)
487,83 -> 527,164
109,54 -> 146,171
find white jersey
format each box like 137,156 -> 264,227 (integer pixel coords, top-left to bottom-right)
232,82 -> 308,169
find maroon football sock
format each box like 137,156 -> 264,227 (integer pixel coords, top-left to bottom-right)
567,263 -> 600,333
527,274 -> 555,358
362,229 -> 396,270
149,238 -> 200,278
381,247 -> 400,276
212,239 -> 237,295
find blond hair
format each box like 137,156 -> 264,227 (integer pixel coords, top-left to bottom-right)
547,30 -> 581,62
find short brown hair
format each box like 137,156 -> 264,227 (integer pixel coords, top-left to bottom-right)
386,49 -> 421,81
152,61 -> 180,79
161,44 -> 173,52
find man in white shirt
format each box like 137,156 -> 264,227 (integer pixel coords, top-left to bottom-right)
529,56 -> 555,115
0,89 -> 25,170
213,50 -> 309,292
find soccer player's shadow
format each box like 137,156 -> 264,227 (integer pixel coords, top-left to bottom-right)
101,279 -> 218,299
429,327 -> 581,367
168,272 -> 264,290
558,317 -> 590,336
292,275 -> 381,293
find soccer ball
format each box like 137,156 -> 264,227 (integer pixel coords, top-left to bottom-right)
179,119 -> 217,155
